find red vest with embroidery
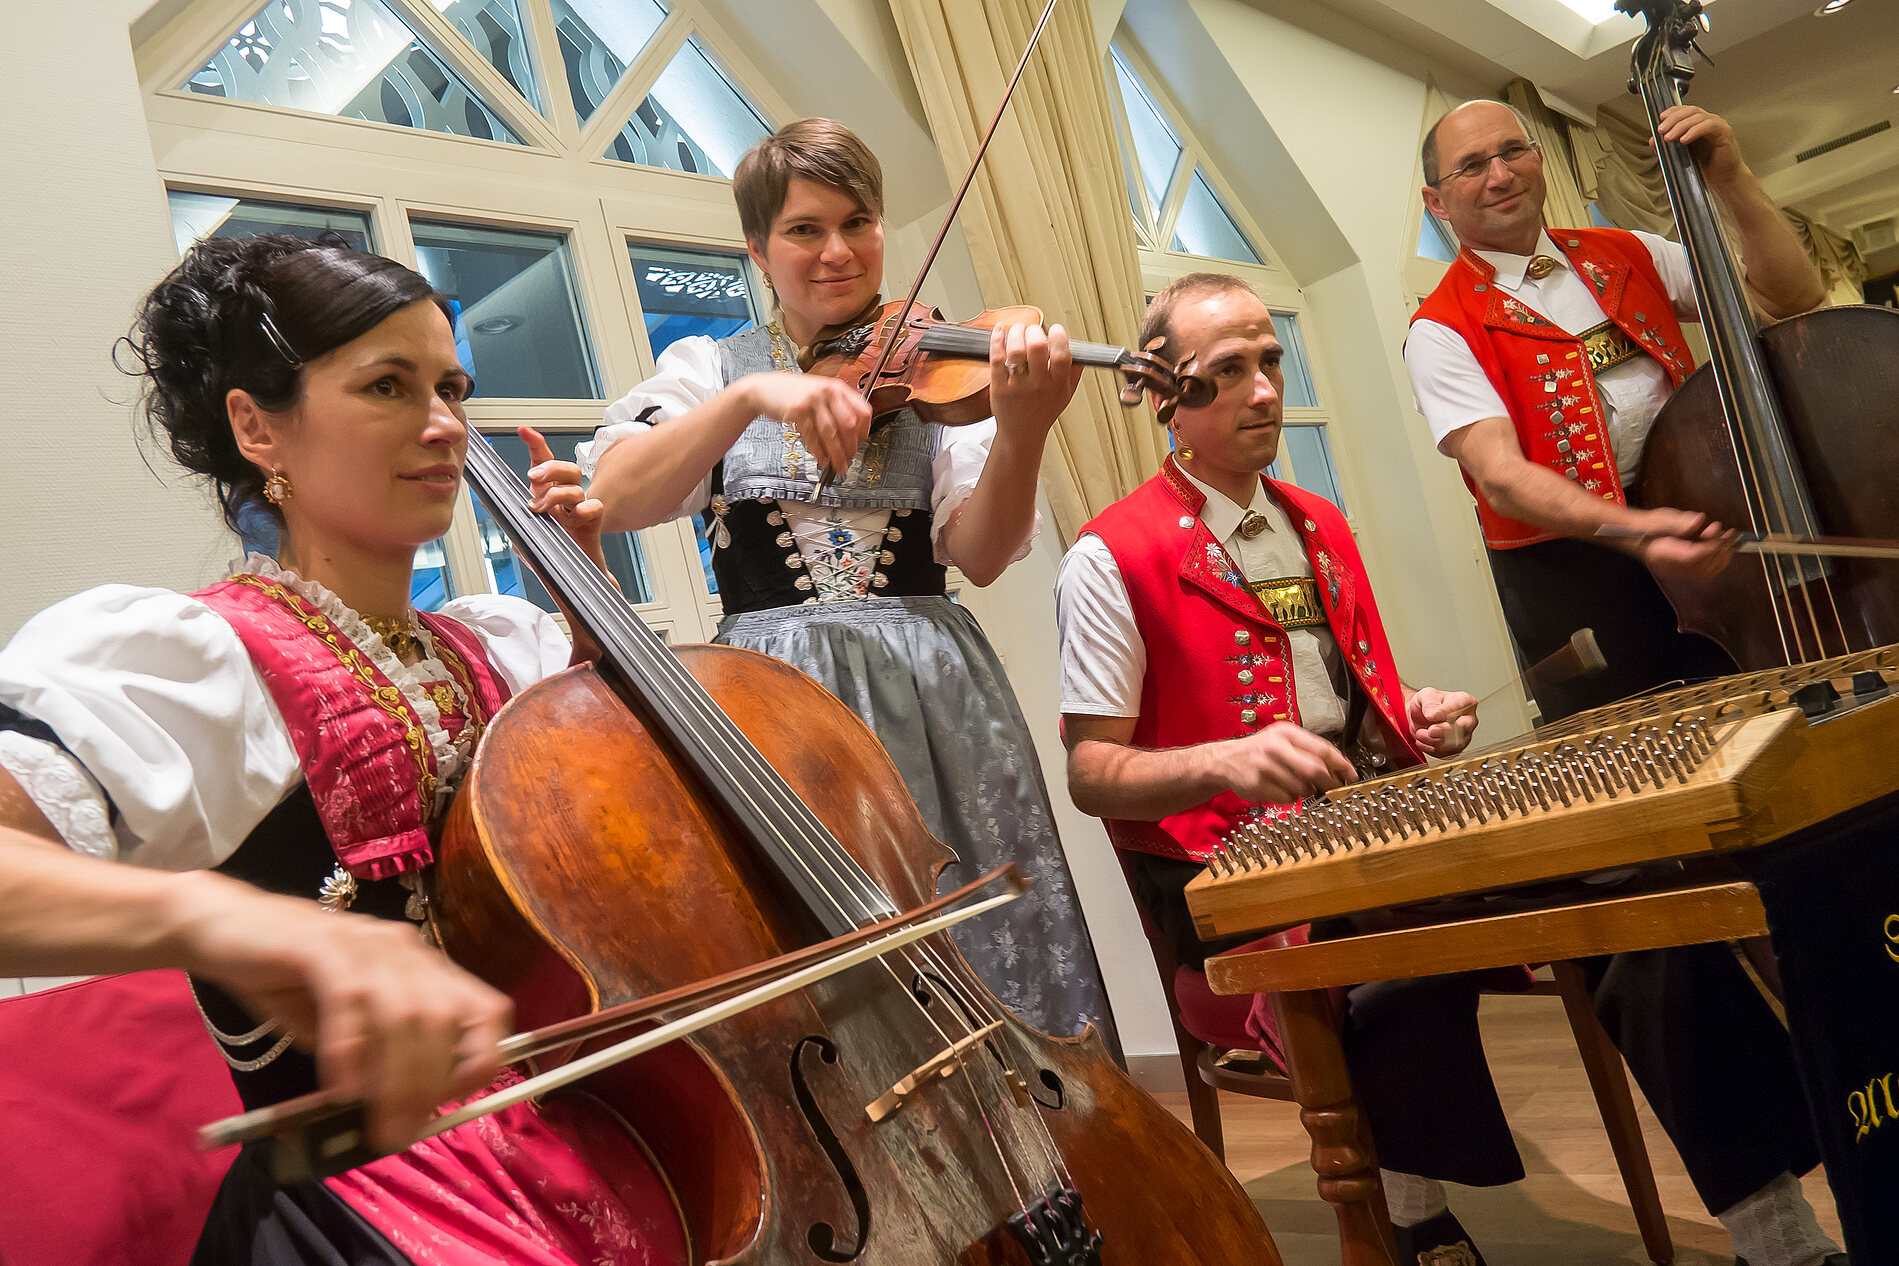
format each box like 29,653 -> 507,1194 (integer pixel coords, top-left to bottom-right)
1081,459 -> 1423,861
194,575 -> 512,880
1411,227 -> 1696,548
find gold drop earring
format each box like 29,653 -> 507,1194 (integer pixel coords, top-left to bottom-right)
1172,430 -> 1195,462
263,470 -> 293,504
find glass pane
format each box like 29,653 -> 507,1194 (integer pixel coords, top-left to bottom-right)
1417,210 -> 1457,263
1169,167 -> 1262,264
411,536 -> 456,611
1109,46 -> 1180,217
184,0 -> 523,145
549,0 -> 667,125
430,0 -> 541,112
624,241 -> 763,597
627,241 -> 760,353
1270,310 -> 1317,409
604,36 -> 770,177
411,219 -> 602,398
1273,425 -> 1346,514
168,190 -> 371,254
475,430 -> 654,608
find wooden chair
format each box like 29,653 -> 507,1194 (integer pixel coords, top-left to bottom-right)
1129,894 -> 1675,1265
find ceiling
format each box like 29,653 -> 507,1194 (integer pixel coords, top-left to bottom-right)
1249,0 -> 1899,237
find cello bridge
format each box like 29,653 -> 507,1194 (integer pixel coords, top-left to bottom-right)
865,1020 -> 1003,1123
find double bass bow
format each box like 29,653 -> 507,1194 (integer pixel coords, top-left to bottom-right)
1617,0 -> 1899,668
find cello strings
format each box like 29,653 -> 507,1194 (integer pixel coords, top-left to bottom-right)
471,443 -> 1076,1198
520,519 -> 1058,1199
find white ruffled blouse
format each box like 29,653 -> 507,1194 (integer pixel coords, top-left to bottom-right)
0,557 -> 569,873
578,335 -> 1041,599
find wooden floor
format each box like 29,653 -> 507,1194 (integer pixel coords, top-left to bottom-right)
1153,991 -> 1843,1265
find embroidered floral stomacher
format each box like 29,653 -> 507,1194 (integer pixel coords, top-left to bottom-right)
193,556 -> 509,880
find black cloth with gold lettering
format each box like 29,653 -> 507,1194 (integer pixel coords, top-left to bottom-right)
1738,792 -> 1899,1258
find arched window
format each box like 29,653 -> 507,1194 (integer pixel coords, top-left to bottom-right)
138,0 -> 783,640
1105,32 -> 1350,514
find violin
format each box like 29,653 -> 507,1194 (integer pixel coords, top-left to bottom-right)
804,299 -> 1186,426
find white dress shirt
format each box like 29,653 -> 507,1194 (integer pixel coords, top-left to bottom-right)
1056,468 -> 1347,738
1406,229 -> 1701,483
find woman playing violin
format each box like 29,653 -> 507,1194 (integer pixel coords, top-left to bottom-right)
0,234 -> 688,1265
556,118 -> 1115,1049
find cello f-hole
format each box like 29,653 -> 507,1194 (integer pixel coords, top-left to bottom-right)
790,1036 -> 871,1262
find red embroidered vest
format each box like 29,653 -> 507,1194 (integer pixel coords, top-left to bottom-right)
1411,227 -> 1696,548
1081,459 -> 1422,861
194,575 -> 511,879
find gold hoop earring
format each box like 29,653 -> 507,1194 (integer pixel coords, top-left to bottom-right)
263,471 -> 292,505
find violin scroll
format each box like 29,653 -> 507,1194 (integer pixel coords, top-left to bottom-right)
1117,337 -> 1215,426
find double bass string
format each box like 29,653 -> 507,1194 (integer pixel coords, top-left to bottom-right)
472,443 -> 1074,1206
1635,27 -> 1853,665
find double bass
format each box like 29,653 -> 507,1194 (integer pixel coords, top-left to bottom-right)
1618,0 -> 1899,668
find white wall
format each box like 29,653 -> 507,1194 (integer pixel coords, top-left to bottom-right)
0,0 -> 233,641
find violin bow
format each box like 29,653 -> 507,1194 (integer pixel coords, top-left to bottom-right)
854,0 -> 1065,401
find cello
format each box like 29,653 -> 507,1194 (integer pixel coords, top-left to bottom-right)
412,429 -> 1281,1264
1618,0 -> 1899,668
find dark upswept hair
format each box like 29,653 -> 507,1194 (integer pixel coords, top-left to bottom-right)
120,233 -> 448,531
733,118 -> 884,246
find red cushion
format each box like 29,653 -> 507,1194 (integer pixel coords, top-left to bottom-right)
0,971 -> 241,1266
1171,963 -> 1260,1052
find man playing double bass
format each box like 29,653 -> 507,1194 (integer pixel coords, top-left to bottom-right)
1406,100 -> 1840,1266
1408,99 -> 1825,720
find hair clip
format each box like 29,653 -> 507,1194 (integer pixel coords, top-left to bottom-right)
258,310 -> 303,369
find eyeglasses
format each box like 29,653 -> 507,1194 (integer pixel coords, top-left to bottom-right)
1433,140 -> 1542,186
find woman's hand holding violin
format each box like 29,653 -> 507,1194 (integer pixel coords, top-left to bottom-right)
989,322 -> 1082,442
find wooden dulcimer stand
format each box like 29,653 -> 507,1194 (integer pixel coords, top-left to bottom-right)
1186,646 -> 1899,1262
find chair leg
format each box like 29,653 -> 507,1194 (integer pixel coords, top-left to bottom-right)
1171,1016 -> 1226,1160
1272,988 -> 1399,1266
1551,960 -> 1673,1266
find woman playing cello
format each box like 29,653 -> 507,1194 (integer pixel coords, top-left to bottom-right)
560,118 -> 1116,1050
0,233 -> 689,1265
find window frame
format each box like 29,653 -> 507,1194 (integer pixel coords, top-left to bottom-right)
1109,34 -> 1351,518
138,0 -> 795,641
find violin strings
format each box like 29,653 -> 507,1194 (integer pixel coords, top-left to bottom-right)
472,442 -> 1075,1198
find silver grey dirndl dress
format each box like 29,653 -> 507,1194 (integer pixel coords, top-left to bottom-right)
592,325 -> 1118,1052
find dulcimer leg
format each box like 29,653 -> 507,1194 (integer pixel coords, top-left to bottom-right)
1270,988 -> 1399,1266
